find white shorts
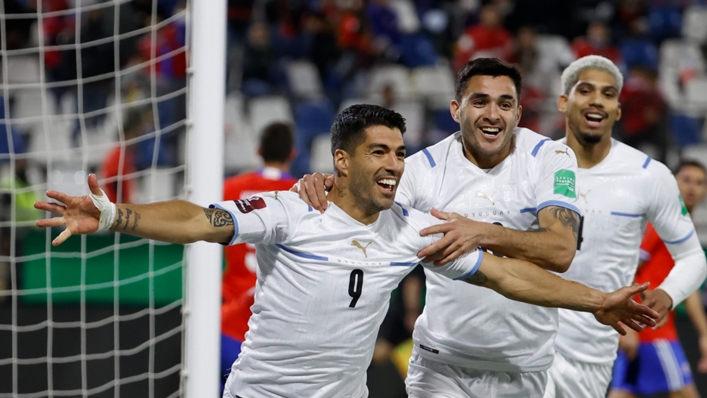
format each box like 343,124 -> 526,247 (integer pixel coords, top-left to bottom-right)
406,351 -> 548,398
543,351 -> 612,398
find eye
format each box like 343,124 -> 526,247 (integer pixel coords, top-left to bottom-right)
372,150 -> 384,155
500,102 -> 512,110
473,100 -> 485,106
397,151 -> 406,158
604,91 -> 616,98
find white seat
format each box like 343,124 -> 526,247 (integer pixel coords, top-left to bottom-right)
390,0 -> 420,33
137,167 -> 177,203
389,100 -> 425,147
224,94 -> 259,173
248,95 -> 293,137
285,60 -> 323,99
411,65 -> 455,107
535,35 -> 575,66
366,66 -> 413,99
4,55 -> 40,85
683,6 -> 707,44
685,76 -> 707,111
309,134 -> 334,174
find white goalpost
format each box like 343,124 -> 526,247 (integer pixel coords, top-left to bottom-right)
0,0 -> 225,396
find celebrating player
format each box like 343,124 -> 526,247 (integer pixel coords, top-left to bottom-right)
34,104 -> 656,398
609,159 -> 707,398
542,55 -> 707,398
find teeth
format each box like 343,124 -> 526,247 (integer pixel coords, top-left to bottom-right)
481,127 -> 500,134
586,113 -> 603,121
378,179 -> 397,186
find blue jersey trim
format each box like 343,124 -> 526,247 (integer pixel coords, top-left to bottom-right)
395,202 -> 409,216
520,207 -> 537,214
307,205 -> 313,212
664,229 -> 695,245
642,156 -> 652,169
610,211 -> 643,218
531,138 -> 551,157
422,148 -> 436,168
210,203 -> 239,246
537,200 -> 581,216
454,250 -> 484,280
390,261 -> 419,267
276,244 -> 329,261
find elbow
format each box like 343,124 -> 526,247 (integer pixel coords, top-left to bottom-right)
548,244 -> 575,273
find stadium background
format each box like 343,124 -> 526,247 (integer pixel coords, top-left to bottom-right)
2,0 -> 707,397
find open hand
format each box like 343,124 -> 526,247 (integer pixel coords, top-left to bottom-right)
417,208 -> 489,265
594,283 -> 658,335
290,172 -> 333,213
641,288 -> 673,329
34,173 -> 102,246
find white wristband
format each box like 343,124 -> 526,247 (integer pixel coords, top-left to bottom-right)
90,188 -> 117,231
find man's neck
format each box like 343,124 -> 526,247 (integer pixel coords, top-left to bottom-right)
328,178 -> 380,225
565,129 -> 612,169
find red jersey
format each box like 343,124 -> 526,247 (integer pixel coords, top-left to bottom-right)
635,223 -> 679,341
221,167 -> 297,341
100,146 -> 135,204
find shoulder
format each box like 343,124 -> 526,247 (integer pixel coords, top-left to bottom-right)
406,132 -> 459,171
611,140 -> 668,179
514,128 -> 569,159
389,201 -> 440,230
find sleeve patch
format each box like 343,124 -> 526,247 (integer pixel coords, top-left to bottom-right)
553,169 -> 577,198
234,196 -> 267,213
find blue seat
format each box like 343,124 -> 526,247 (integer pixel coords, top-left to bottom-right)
291,99 -> 335,177
648,6 -> 683,41
670,113 -> 702,147
620,39 -> 659,69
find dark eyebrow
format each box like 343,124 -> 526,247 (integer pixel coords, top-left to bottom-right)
368,143 -> 407,153
468,93 -> 517,103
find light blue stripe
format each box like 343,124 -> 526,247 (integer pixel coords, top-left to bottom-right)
390,262 -> 418,267
211,203 -> 239,246
531,138 -> 551,157
308,205 -> 313,212
520,207 -> 537,214
610,211 -> 643,218
642,156 -> 652,169
395,202 -> 409,217
276,244 -> 329,261
664,229 -> 695,245
455,250 -> 485,280
537,200 -> 582,216
422,148 -> 436,168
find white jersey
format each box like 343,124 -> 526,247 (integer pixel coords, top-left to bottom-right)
554,139 -> 697,365
399,128 -> 580,372
214,191 -> 483,398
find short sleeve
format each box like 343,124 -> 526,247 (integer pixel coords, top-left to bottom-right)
646,163 -> 695,245
396,159 -> 419,207
535,142 -> 581,215
210,191 -> 292,246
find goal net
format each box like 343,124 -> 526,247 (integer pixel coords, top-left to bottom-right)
0,0 -> 195,396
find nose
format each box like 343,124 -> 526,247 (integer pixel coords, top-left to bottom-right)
483,103 -> 501,123
588,91 -> 605,108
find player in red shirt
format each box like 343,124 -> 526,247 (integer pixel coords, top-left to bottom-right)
220,122 -> 297,388
611,160 -> 707,398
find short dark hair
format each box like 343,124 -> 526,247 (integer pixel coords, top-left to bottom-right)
330,104 -> 406,155
260,122 -> 294,163
455,58 -> 523,101
674,159 -> 707,177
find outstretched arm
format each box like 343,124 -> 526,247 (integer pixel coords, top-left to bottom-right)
34,174 -> 234,245
466,254 -> 658,335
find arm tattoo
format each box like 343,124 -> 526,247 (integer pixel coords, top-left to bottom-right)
203,208 -> 234,227
547,206 -> 580,239
114,208 -> 124,229
132,212 -> 141,231
124,208 -> 132,230
465,270 -> 488,285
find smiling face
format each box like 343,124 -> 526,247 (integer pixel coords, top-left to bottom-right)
559,68 -> 622,146
451,75 -> 522,168
340,125 -> 406,214
676,165 -> 707,213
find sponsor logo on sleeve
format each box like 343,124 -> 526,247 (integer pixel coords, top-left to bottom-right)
234,197 -> 267,213
554,169 -> 576,198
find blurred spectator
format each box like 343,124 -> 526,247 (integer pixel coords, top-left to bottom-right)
304,11 -> 341,86
612,0 -> 649,35
453,4 -> 513,70
620,18 -> 659,70
4,0 -> 35,50
240,22 -> 279,96
367,0 -> 403,61
619,66 -> 669,163
335,0 -> 374,84
571,21 -> 623,65
228,0 -> 255,45
99,107 -> 152,204
220,122 -> 297,392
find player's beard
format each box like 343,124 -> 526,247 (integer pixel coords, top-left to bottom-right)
348,169 -> 393,217
569,118 -> 604,146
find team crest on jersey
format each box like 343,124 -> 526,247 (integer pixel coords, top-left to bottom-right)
554,170 -> 576,198
234,197 -> 267,213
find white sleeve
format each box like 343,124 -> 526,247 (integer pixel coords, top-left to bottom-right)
209,191 -> 292,246
535,141 -> 581,215
396,159 -> 418,207
421,248 -> 485,281
647,163 -> 707,307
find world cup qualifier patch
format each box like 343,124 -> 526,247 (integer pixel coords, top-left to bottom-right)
554,169 -> 576,198
234,196 -> 267,213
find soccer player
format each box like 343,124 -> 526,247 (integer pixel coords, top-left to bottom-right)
297,58 -> 586,397
542,55 -> 707,398
220,122 -> 297,388
609,159 -> 707,398
34,104 -> 656,398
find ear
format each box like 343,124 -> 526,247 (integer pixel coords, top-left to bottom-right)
557,94 -> 568,113
515,104 -> 523,127
450,100 -> 461,123
615,102 -> 622,122
333,149 -> 349,176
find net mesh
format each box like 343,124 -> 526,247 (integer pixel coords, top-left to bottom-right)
0,0 -> 189,396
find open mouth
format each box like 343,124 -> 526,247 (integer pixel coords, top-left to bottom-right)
479,127 -> 502,138
377,178 -> 397,193
583,112 -> 606,128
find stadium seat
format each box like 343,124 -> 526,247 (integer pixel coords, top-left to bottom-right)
388,100 -> 425,149
682,6 -> 707,44
248,95 -> 293,137
309,134 -> 334,175
291,99 -> 335,177
670,113 -> 702,147
685,76 -> 707,111
366,65 -> 413,100
411,65 -> 455,107
648,6 -> 683,42
4,55 -> 40,84
285,60 -> 323,100
224,94 -> 259,173
535,35 -> 575,68
389,0 -> 420,33
399,33 -> 439,68
620,40 -> 659,69
137,167 -> 177,203
434,107 -> 458,135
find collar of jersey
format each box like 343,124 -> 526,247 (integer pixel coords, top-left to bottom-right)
324,201 -> 386,228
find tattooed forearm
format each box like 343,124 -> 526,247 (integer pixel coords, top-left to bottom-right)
132,211 -> 141,230
113,208 -> 125,229
203,208 -> 234,227
124,208 -> 132,230
464,270 -> 488,285
548,206 -> 580,239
